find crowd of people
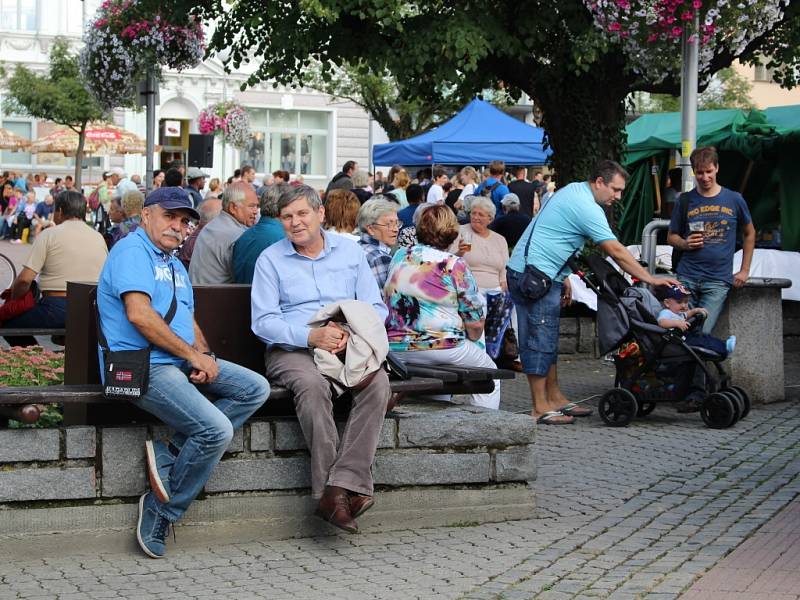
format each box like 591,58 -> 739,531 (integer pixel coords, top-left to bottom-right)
0,146 -> 752,559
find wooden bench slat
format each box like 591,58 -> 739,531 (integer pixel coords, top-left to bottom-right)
0,328 -> 66,336
403,365 -> 460,382
0,377 -> 447,407
433,365 -> 518,380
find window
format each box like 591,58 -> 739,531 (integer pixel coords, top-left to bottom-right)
754,64 -> 775,83
0,0 -> 37,31
1,120 -> 31,165
244,108 -> 329,176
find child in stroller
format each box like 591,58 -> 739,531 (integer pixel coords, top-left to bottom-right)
577,254 -> 749,429
654,284 -> 736,358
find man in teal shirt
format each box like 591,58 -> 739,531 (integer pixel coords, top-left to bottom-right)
232,183 -> 288,284
507,160 -> 678,425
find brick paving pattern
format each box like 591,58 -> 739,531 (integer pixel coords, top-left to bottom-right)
681,496 -> 800,599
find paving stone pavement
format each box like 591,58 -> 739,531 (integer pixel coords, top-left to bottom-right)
1,350 -> 798,599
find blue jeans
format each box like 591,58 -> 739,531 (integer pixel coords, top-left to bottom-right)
132,359 -> 269,523
678,276 -> 730,334
507,268 -> 562,376
2,296 -> 67,346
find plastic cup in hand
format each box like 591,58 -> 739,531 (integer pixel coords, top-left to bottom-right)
460,229 -> 473,253
689,221 -> 704,234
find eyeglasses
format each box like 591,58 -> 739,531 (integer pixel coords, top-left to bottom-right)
373,220 -> 400,230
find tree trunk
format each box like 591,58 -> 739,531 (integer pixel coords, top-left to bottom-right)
534,68 -> 629,186
73,122 -> 87,191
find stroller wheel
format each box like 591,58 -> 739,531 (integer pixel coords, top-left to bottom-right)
726,385 -> 751,419
636,396 -> 657,417
720,390 -> 742,424
599,388 -> 637,427
700,392 -> 737,429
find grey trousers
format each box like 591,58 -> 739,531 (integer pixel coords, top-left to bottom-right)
265,348 -> 390,499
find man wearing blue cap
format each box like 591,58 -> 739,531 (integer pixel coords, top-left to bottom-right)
96,186 -> 269,558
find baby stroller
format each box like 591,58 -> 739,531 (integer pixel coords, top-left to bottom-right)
575,254 -> 749,429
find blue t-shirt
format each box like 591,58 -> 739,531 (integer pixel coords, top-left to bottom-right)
475,177 -> 510,213
232,216 -> 285,284
35,202 -> 54,219
669,187 -> 752,285
657,308 -> 684,323
507,181 -> 616,281
97,227 -> 195,367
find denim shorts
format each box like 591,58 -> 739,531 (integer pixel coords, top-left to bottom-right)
507,268 -> 562,376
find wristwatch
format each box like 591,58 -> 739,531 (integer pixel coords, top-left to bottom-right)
203,351 -> 216,361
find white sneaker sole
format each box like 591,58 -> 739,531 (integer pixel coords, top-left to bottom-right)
144,440 -> 170,503
136,494 -> 162,559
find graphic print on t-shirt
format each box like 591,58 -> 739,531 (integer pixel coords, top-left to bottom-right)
687,202 -> 736,247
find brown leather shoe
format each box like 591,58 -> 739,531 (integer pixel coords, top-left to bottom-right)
349,493 -> 375,518
386,392 -> 403,414
315,486 -> 358,533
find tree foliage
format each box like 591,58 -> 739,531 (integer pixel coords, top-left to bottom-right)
634,67 -> 755,113
143,0 -> 799,184
2,37 -> 107,188
304,60 -> 463,141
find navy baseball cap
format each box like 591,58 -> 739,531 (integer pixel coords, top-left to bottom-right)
143,186 -> 199,220
655,284 -> 691,302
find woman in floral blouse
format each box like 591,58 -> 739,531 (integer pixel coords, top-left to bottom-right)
383,204 -> 501,409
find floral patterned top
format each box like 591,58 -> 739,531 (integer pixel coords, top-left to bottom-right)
384,244 -> 484,351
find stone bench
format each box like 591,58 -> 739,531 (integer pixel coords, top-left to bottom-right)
0,281 -> 535,539
0,401 -> 536,539
713,277 -> 792,404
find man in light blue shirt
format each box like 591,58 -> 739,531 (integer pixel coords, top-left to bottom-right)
251,185 -> 390,534
97,186 -> 268,558
507,160 -> 678,425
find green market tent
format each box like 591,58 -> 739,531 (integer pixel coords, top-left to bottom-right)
618,106 -> 800,250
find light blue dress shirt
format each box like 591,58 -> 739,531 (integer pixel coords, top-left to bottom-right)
251,231 -> 388,349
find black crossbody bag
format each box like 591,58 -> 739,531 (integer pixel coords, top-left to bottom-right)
514,197 -> 574,301
95,265 -> 177,401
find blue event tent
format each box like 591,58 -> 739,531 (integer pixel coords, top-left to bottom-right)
372,99 -> 551,166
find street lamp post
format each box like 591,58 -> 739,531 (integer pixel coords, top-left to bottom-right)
139,69 -> 158,192
216,48 -> 231,182
679,12 -> 700,192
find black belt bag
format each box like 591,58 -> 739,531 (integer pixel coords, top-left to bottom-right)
95,264 -> 177,401
518,263 -> 552,301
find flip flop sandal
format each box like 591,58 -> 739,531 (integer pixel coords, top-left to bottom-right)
536,410 -> 575,425
560,402 -> 593,417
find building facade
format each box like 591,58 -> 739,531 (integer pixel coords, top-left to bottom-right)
0,0 -> 374,190
732,60 -> 800,110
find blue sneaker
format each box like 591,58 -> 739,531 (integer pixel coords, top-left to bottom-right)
145,439 -> 173,503
136,493 -> 172,558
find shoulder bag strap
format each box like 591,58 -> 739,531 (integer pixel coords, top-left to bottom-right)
95,262 -> 178,351
520,194 -> 580,280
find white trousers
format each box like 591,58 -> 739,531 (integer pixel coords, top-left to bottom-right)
400,340 -> 501,409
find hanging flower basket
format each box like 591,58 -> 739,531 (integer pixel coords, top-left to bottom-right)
198,100 -> 252,149
583,0 -> 790,84
80,0 -> 205,110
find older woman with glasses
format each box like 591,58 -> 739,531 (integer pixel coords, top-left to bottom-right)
384,204 -> 500,409
356,197 -> 400,289
452,195 -> 509,298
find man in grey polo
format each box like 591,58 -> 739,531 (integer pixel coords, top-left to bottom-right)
188,182 -> 259,284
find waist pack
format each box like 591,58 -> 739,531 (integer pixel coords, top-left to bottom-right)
517,264 -> 552,301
